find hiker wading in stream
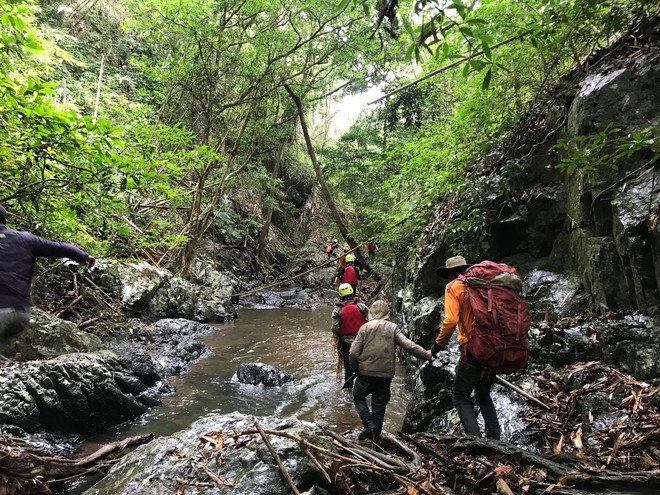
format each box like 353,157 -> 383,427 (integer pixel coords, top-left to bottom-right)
333,253 -> 361,294
350,300 -> 432,441
432,256 -> 502,440
0,204 -> 96,354
331,283 -> 368,389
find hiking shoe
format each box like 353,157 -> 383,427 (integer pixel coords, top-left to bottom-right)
357,426 -> 374,440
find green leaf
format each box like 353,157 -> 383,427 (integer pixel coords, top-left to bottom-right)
482,68 -> 492,90
465,18 -> 487,25
481,40 -> 491,60
460,26 -> 474,39
405,43 -> 416,61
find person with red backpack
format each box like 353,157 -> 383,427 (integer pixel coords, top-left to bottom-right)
432,255 -> 530,440
324,239 -> 339,259
333,253 -> 361,293
331,283 -> 368,389
432,255 -> 500,440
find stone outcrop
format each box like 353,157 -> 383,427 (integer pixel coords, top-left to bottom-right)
91,260 -> 236,322
0,352 -> 165,433
401,31 -> 660,432
83,412 -> 325,495
133,318 -> 217,376
0,309 -> 103,361
407,31 -> 659,314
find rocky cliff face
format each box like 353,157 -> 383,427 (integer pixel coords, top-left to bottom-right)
399,23 -> 659,387
407,23 -> 659,317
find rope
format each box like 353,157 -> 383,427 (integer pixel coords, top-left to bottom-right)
229,195 -> 432,298
229,242 -> 370,298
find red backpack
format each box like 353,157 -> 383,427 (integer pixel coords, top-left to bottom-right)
459,261 -> 530,374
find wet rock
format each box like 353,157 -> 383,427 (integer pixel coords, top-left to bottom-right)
0,424 -> 81,457
525,270 -> 591,319
529,323 -> 602,367
193,259 -> 238,298
147,275 -> 232,322
91,260 -> 236,322
92,260 -> 171,307
262,292 -> 285,307
0,309 -> 103,361
402,353 -> 456,433
408,296 -> 442,348
133,318 -> 216,377
0,352 -> 156,433
235,362 -> 294,387
106,341 -> 162,385
402,392 -> 454,434
83,412 -> 325,495
612,167 -> 660,310
596,313 -> 660,379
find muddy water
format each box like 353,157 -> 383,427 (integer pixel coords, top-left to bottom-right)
87,307 -> 411,445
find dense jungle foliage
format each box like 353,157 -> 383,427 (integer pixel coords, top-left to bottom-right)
0,0 -> 656,272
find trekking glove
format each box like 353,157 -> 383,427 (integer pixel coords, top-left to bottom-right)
430,342 -> 444,356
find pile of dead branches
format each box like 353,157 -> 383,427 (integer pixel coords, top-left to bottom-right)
526,361 -> 660,471
239,415 -> 660,495
0,434 -> 153,495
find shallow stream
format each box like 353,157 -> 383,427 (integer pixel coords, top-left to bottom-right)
68,307 -> 412,492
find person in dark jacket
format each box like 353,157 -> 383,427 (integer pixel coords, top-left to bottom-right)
0,204 -> 96,344
350,300 -> 431,440
331,283 -> 368,389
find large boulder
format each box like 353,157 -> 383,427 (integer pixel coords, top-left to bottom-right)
408,296 -> 442,348
134,318 -> 216,376
91,260 -> 236,322
93,260 -> 171,308
147,275 -> 234,322
0,309 -> 103,360
0,352 -> 162,433
525,270 -> 591,319
83,412 -> 326,495
235,363 -> 294,387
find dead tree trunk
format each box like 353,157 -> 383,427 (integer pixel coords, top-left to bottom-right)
284,84 -> 376,276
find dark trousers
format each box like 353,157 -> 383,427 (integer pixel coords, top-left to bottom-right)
353,375 -> 392,435
452,357 -> 501,440
0,309 -> 30,340
341,340 -> 355,386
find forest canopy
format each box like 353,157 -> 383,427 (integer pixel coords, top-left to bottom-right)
0,0 -> 655,268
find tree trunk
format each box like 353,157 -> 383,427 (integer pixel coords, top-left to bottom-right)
284,84 -> 370,270
256,147 -> 284,259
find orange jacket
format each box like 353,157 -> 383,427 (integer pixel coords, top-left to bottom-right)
434,278 -> 474,348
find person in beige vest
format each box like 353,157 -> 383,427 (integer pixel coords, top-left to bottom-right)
349,300 -> 431,440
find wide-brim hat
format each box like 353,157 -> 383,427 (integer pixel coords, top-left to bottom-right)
436,256 -> 472,277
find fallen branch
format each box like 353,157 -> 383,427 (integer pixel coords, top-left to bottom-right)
325,429 -> 409,473
495,375 -> 551,410
254,421 -> 300,495
0,434 -> 154,490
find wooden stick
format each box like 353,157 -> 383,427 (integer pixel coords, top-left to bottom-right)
55,294 -> 84,318
254,421 -> 300,495
495,376 -> 551,411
